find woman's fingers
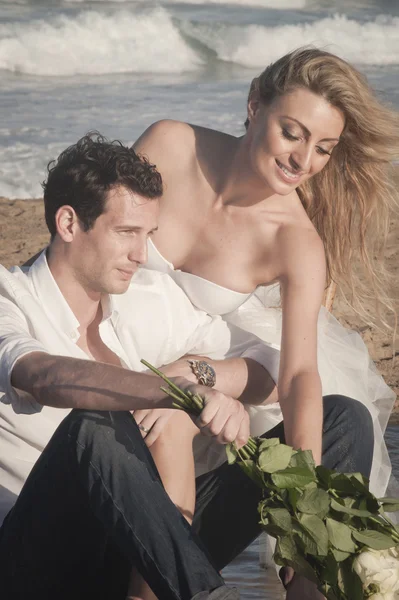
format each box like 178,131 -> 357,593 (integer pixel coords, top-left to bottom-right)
133,409 -> 155,438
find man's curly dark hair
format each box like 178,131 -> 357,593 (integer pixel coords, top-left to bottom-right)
42,131 -> 163,237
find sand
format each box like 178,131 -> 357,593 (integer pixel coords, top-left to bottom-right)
0,194 -> 398,423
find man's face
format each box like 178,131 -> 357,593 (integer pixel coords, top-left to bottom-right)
71,186 -> 159,295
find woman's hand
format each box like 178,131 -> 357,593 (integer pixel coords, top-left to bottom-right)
132,407 -> 185,447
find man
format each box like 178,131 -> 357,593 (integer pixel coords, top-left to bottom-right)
0,134 -> 374,600
0,133 -> 280,600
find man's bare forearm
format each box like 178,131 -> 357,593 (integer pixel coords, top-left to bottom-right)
162,357 -> 276,405
11,352 -> 173,411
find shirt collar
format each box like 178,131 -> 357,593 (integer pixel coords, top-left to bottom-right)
101,293 -> 119,323
28,250 -> 118,340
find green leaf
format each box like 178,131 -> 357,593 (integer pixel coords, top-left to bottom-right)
337,561 -> 364,600
378,498 -> 399,512
288,488 -> 301,511
331,548 -> 352,562
305,481 -> 318,490
358,498 -> 370,527
292,522 -> 319,556
325,518 -> 356,553
289,449 -> 316,471
365,495 -> 381,513
275,535 -> 298,562
258,437 -> 280,451
320,553 -> 339,587
258,444 -> 293,473
331,498 -> 373,518
378,496 -> 399,504
316,465 -> 333,488
268,508 -> 292,533
352,529 -> 398,550
276,537 -> 319,583
343,497 -> 355,509
350,472 -> 369,486
297,488 -> 330,516
350,477 -> 378,507
225,443 -> 238,465
271,467 -> 316,489
298,513 -> 329,556
330,473 -> 360,495
322,585 -> 340,600
262,522 -> 288,538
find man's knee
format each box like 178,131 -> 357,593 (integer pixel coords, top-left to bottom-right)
55,409 -> 144,479
64,409 -> 133,446
323,395 -> 374,444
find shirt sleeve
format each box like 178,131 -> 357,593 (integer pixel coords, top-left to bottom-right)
161,276 -> 280,383
0,295 -> 49,413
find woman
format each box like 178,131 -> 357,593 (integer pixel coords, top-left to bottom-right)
129,47 -> 399,599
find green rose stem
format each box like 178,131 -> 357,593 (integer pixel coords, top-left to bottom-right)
141,358 -> 259,465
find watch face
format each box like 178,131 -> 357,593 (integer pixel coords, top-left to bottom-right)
188,359 -> 216,387
199,362 -> 216,387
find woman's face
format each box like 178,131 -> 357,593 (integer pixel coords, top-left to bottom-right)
247,87 -> 345,195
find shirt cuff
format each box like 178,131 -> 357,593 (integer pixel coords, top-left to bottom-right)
0,340 -> 50,414
241,343 -> 280,384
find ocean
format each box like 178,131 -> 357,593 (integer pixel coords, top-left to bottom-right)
1,1 -> 398,596
0,0 -> 398,198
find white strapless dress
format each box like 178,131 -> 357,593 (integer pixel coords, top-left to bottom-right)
145,240 -> 396,498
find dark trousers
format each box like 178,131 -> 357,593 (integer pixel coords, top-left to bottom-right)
0,410 -> 224,600
0,395 -> 374,599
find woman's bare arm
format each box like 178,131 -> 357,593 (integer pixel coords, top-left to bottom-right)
275,226 -> 326,464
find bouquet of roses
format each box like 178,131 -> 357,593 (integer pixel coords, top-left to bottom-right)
142,360 -> 399,600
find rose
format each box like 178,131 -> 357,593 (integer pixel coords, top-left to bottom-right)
353,547 -> 399,598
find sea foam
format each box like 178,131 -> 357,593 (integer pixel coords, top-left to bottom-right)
66,0 -> 307,6
0,9 -> 202,76
182,13 -> 399,68
150,0 -> 307,7
0,9 -> 398,77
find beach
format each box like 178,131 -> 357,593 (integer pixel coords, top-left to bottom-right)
1,192 -> 398,423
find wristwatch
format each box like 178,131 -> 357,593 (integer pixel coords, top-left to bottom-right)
187,359 -> 216,388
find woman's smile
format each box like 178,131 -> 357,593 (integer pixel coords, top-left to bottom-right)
275,158 -> 303,183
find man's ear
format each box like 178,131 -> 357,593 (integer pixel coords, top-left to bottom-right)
55,206 -> 80,242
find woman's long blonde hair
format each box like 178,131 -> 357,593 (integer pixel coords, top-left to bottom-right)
246,47 -> 399,326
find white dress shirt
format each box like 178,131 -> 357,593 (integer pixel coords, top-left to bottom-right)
0,251 -> 280,525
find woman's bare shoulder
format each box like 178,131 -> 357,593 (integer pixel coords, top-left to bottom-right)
138,119 -> 194,140
134,120 -> 234,169
134,120 -> 194,163
271,197 -> 326,285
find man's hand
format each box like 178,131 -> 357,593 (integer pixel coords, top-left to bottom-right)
181,380 -> 250,448
134,377 -> 250,449
280,568 -> 326,599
